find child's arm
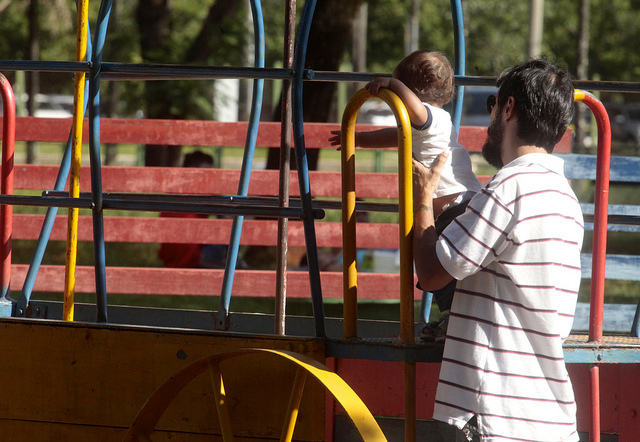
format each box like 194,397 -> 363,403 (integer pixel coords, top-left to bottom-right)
328,76 -> 428,150
366,77 -> 429,128
329,127 -> 398,149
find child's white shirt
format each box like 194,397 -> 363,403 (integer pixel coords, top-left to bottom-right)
412,103 -> 482,198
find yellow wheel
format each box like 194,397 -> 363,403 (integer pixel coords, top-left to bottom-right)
123,348 -> 387,442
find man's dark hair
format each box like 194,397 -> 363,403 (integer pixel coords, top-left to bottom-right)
496,59 -> 574,152
393,51 -> 454,106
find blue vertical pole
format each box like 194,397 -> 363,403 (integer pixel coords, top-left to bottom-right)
216,0 -> 265,330
15,20 -> 95,316
632,298 -> 640,337
450,0 -> 466,132
88,0 -> 113,323
420,0 -> 466,324
291,0 -> 325,337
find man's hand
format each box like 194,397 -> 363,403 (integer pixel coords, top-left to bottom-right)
412,152 -> 449,207
412,151 -> 454,292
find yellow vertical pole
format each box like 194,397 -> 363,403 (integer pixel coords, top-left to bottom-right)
340,89 -> 370,339
63,0 -> 90,321
377,88 -> 416,442
341,88 -> 416,441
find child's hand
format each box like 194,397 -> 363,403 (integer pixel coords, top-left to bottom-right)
329,130 -> 343,150
365,77 -> 392,96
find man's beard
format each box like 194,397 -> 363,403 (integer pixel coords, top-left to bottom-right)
482,116 -> 504,169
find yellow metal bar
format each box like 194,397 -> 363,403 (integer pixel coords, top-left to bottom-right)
404,359 -> 417,442
376,89 -> 415,442
340,89 -> 370,338
209,361 -> 235,442
340,89 -> 414,342
341,88 -> 415,441
63,0 -> 89,321
280,367 -> 308,442
375,89 -> 415,346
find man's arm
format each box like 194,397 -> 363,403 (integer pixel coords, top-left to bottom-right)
413,154 -> 455,291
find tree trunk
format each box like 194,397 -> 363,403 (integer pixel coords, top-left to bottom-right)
575,0 -> 590,148
266,0 -> 366,171
136,0 -> 240,167
27,0 -> 40,164
136,0 -> 363,168
104,0 -> 120,166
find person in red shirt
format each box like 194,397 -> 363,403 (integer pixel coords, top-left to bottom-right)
157,151 -> 228,269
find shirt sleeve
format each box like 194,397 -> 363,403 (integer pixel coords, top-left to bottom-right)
436,187 -> 514,280
411,104 -> 432,131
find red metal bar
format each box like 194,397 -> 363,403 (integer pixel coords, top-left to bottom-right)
589,365 -> 601,442
0,73 -> 15,301
575,90 -> 610,442
575,91 -> 611,343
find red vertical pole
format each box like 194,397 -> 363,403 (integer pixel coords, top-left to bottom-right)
577,92 -> 611,343
0,73 -> 16,305
575,90 -> 610,442
590,365 -> 601,442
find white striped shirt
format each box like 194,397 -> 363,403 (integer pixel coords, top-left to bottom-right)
433,153 -> 584,441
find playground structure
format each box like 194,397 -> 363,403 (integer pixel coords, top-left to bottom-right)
0,0 -> 640,441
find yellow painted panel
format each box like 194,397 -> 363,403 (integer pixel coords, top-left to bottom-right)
0,319 -> 325,441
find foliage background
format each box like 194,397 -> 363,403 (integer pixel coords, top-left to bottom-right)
2,0 -> 640,115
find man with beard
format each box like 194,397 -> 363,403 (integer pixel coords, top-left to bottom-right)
412,59 -> 583,441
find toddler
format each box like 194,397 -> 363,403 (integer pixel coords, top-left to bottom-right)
329,51 -> 482,340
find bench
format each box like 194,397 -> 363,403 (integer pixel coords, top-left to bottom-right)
7,117 -> 419,300
7,115 -> 637,333
558,152 -> 640,333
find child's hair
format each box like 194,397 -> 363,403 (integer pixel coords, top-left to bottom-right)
392,51 -> 454,106
183,150 -> 214,168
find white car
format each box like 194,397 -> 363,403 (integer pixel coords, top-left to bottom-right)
32,94 -> 74,118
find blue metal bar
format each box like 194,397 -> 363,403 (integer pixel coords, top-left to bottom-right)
419,291 -> 433,325
100,64 -> 289,81
0,60 -> 90,73
97,200 -> 322,219
632,298 -> 640,337
87,0 -> 113,323
15,37 -> 93,317
3,57 -> 638,94
292,0 -> 325,337
0,193 -> 324,218
0,195 -> 93,209
215,0 -> 265,330
418,0 -> 467,327
450,0 -> 466,132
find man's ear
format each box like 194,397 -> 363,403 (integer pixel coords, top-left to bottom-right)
503,96 -> 517,121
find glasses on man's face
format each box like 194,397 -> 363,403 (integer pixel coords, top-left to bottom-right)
486,95 -> 496,114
